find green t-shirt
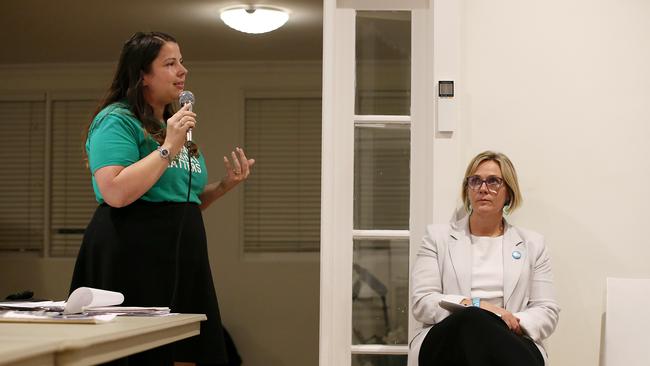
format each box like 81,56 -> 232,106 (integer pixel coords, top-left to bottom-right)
86,102 -> 208,204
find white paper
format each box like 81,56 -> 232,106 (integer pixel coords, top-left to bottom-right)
0,311 -> 117,324
64,287 -> 124,314
439,298 -> 469,312
0,300 -> 63,310
84,306 -> 170,316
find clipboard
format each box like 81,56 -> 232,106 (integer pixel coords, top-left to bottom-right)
439,298 -> 469,312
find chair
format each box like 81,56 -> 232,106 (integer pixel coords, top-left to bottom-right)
601,277 -> 650,366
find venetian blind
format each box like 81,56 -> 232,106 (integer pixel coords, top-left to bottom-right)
50,100 -> 98,257
0,100 -> 46,253
243,98 -> 321,253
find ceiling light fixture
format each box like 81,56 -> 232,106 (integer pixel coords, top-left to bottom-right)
220,6 -> 290,34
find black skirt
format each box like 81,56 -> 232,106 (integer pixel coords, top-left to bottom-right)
70,200 -> 228,365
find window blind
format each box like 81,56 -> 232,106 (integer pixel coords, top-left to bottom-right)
243,98 -> 322,253
0,101 -> 46,253
50,100 -> 98,257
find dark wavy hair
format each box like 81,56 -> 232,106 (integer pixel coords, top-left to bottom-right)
85,31 -> 179,151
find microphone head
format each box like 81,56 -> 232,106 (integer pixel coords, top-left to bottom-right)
179,90 -> 195,106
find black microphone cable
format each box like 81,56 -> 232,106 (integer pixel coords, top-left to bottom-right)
169,91 -> 196,309
169,142 -> 195,309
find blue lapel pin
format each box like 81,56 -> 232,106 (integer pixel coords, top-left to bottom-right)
512,251 -> 522,260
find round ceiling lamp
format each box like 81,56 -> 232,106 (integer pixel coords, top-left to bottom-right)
220,6 -> 290,34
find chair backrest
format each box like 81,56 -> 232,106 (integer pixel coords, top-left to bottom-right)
602,277 -> 650,366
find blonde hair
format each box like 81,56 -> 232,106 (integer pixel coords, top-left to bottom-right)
461,151 -> 522,214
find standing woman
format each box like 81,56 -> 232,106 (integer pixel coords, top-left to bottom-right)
70,32 -> 254,365
409,151 -> 559,366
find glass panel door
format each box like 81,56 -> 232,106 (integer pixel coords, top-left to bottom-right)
320,1 -> 432,365
351,10 -> 411,365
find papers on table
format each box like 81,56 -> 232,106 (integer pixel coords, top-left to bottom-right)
0,311 -> 116,324
64,287 -> 124,314
0,301 -> 65,312
84,306 -> 171,316
0,287 -> 170,324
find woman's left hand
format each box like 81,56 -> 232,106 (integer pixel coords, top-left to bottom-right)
498,310 -> 522,335
222,147 -> 255,189
461,299 -> 522,335
481,301 -> 522,335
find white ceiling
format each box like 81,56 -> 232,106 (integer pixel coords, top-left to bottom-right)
2,0 -> 323,64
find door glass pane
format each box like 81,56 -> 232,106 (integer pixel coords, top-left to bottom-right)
356,11 -> 411,116
352,239 -> 409,345
354,125 -> 410,230
352,354 -> 408,366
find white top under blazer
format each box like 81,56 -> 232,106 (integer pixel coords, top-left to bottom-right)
470,234 -> 505,306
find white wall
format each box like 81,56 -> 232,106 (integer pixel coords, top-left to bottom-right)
457,0 -> 650,365
0,61 -> 321,366
2,1 -> 649,364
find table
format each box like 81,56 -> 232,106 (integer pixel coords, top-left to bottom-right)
0,314 -> 206,365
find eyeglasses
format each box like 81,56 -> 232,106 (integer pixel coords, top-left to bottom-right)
466,175 -> 504,193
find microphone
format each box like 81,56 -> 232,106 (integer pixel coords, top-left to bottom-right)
179,90 -> 195,142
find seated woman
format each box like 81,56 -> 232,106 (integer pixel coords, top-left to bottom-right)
409,151 -> 560,366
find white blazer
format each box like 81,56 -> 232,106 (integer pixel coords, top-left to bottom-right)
409,215 -> 560,366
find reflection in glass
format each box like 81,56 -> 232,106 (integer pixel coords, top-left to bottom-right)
352,354 -> 407,366
352,239 -> 409,346
354,126 -> 410,230
356,11 -> 411,116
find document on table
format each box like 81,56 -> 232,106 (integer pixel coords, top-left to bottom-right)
64,287 -> 169,315
0,300 -> 65,311
0,287 -> 170,323
64,287 -> 125,314
84,306 -> 171,316
0,310 -> 117,324
0,287 -> 123,313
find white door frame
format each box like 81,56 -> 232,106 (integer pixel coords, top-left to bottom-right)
320,0 -> 463,364
319,3 -> 355,365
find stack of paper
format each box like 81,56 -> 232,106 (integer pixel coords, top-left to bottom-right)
62,287 -> 169,315
0,287 -> 170,324
0,301 -> 65,312
0,311 -> 116,324
84,306 -> 171,316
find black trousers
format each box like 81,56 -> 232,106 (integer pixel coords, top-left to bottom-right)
419,307 -> 544,366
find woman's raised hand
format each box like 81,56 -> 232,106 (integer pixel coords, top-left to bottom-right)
222,147 -> 255,189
